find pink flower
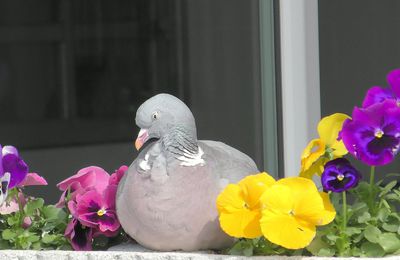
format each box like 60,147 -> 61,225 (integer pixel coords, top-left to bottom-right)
57,166 -> 110,193
109,165 -> 128,186
65,218 -> 94,251
22,216 -> 32,229
18,173 -> 48,187
58,165 -> 126,250
56,166 -> 110,208
0,192 -> 26,215
75,185 -> 120,233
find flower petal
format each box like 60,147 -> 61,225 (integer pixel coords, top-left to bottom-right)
299,157 -> 327,178
362,86 -> 394,108
318,192 -> 336,225
318,113 -> 350,148
219,209 -> 262,238
65,218 -> 93,251
341,100 -> 400,165
97,211 -> 119,232
109,165 -> 128,186
301,139 -> 326,173
18,173 -> 48,187
217,184 -> 245,214
387,68 -> 400,98
57,166 -> 109,193
260,209 -> 316,249
276,177 -> 326,225
2,148 -> 28,188
216,183 -> 263,238
238,172 -> 276,209
103,185 -> 117,210
260,184 -> 293,214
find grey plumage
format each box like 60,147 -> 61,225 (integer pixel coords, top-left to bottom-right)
116,93 -> 259,251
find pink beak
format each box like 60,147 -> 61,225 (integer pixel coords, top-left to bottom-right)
135,129 -> 149,150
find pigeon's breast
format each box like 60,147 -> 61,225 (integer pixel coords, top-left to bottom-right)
118,158 -> 222,251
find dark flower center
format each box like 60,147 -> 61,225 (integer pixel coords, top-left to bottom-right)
367,134 -> 399,155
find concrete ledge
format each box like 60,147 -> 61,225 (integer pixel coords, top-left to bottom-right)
0,244 -> 398,260
0,250 -> 399,260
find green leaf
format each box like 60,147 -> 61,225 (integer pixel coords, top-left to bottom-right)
344,227 -> 362,236
27,235 -> 40,243
358,212 -> 371,224
361,242 -> 385,257
377,207 -> 390,222
228,239 -> 254,256
326,233 -> 339,242
24,198 -> 44,216
379,180 -> 397,197
42,234 -> 59,244
42,205 -> 67,221
351,247 -> 362,257
382,215 -> 400,232
0,239 -> 10,249
2,229 -> 16,240
317,247 -> 335,257
364,226 -> 381,243
378,233 -> 400,253
7,215 -> 20,226
307,234 -> 329,256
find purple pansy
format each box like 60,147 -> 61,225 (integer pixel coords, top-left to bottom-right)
65,218 -> 94,251
321,158 -> 361,193
0,145 -> 29,189
340,99 -> 400,166
362,69 -> 400,107
75,185 -> 120,233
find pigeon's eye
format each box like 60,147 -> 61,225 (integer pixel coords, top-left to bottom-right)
151,112 -> 159,120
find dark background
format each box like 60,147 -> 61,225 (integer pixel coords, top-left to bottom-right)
0,0 -> 264,202
319,0 -> 400,178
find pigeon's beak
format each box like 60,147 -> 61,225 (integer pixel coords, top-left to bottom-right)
135,129 -> 149,150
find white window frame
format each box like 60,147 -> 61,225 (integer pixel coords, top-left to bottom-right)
279,0 -> 321,177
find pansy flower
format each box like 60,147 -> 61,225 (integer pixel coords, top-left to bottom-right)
260,177 -> 336,249
362,68 -> 400,107
65,218 -> 94,251
56,166 -> 110,208
0,145 -> 29,189
216,173 -> 276,238
300,113 -> 350,178
109,165 -> 128,186
75,185 -> 120,233
321,158 -> 361,193
340,99 -> 400,166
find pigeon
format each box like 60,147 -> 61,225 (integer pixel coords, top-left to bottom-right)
116,93 -> 259,251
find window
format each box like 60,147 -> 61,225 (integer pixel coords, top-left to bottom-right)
319,0 -> 400,175
1,1 -> 278,200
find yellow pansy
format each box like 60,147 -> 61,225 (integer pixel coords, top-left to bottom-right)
216,172 -> 276,238
300,113 -> 350,178
260,177 -> 335,249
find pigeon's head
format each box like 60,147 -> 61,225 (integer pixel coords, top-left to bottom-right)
134,93 -> 197,150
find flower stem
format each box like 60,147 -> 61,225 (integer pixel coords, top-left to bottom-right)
370,166 -> 375,187
342,191 -> 347,232
338,191 -> 348,257
15,189 -> 24,225
369,166 -> 377,215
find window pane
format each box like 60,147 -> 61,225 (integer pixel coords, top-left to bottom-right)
0,43 -> 61,122
319,0 -> 400,175
0,0 -> 269,201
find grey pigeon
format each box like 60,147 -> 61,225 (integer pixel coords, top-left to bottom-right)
116,93 -> 259,251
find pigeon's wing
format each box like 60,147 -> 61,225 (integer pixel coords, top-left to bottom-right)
199,140 -> 259,184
